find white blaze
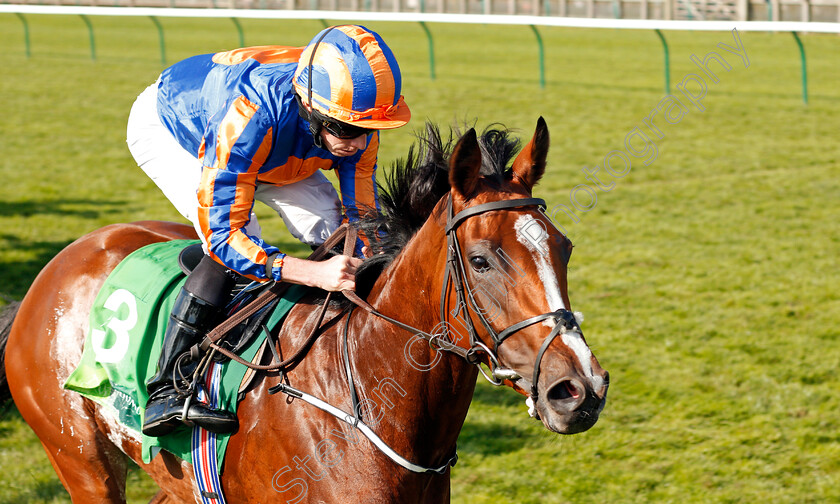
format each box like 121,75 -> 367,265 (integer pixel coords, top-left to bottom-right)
514,215 -> 566,316
561,332 -> 595,379
515,215 -> 595,379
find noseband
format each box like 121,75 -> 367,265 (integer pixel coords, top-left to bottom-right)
439,194 -> 583,401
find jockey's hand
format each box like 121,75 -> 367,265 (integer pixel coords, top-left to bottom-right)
316,255 -> 363,291
281,255 -> 363,292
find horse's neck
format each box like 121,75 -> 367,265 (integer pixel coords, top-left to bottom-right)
357,218 -> 478,464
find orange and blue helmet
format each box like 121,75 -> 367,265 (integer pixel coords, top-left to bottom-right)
294,25 -> 410,132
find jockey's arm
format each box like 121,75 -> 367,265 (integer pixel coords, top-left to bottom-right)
198,101 -> 369,292
278,255 -> 362,292
279,132 -> 380,292
334,132 -> 381,256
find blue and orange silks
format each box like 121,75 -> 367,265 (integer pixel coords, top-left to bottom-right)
155,46 -> 380,282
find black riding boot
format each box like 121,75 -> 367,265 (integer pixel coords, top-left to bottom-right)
142,260 -> 238,437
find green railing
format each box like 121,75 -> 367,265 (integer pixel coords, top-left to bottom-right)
3,7 -> 835,105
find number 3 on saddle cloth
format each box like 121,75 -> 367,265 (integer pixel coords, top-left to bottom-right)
63,239 -> 307,474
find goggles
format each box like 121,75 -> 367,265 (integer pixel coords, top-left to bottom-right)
297,93 -> 375,140
319,116 -> 375,139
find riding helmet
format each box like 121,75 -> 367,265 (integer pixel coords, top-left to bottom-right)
294,25 -> 411,132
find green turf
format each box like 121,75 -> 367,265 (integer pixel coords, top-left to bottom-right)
1,14 -> 839,503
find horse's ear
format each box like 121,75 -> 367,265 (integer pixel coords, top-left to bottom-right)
512,117 -> 549,192
449,128 -> 482,199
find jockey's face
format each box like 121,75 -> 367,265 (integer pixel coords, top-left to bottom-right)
320,130 -> 370,157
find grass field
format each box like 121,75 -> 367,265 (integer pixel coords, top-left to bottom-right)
1,13 -> 839,503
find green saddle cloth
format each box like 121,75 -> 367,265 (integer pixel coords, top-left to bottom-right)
63,239 -> 305,466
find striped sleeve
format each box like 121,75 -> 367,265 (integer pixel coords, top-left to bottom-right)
335,132 -> 381,254
196,95 -> 281,281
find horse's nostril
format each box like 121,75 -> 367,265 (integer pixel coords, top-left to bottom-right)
546,378 -> 584,407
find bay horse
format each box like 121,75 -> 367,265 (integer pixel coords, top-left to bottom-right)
0,118 -> 608,503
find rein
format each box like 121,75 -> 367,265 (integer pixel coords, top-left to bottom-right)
194,193 -> 584,474
198,225 -> 353,356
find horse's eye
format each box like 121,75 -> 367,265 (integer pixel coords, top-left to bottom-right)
469,256 -> 489,272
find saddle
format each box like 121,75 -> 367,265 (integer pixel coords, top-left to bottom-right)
176,224 -> 358,394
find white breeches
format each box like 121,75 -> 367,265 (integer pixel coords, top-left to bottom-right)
125,81 -> 342,247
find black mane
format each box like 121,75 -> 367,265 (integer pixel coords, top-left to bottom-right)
353,123 -> 521,297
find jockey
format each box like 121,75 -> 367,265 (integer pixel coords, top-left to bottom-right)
126,25 -> 410,437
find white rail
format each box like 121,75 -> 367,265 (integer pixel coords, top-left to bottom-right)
1,5 -> 839,31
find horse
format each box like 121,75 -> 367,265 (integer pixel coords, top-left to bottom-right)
0,118 -> 609,503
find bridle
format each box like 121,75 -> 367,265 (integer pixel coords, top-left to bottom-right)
441,194 -> 584,400
198,191 -> 588,474
346,193 -> 585,403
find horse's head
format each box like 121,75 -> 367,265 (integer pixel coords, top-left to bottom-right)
440,117 -> 608,435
